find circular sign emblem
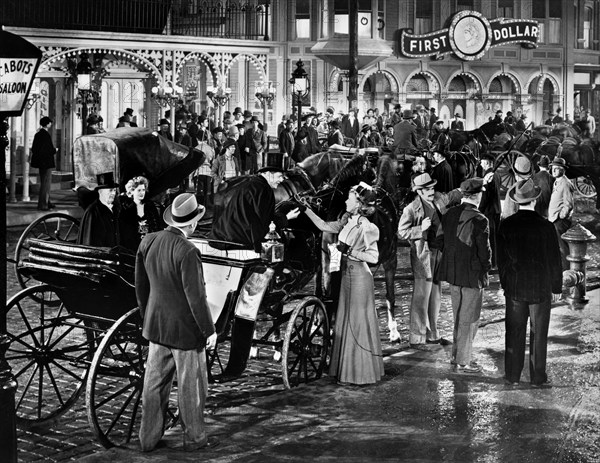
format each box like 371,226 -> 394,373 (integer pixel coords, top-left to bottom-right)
449,11 -> 492,61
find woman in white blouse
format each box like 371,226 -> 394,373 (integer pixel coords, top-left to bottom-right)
304,182 -> 384,385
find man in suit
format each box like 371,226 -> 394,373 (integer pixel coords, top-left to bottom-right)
438,178 -> 491,374
136,193 -> 217,452
244,116 -> 267,173
532,155 -> 554,218
515,114 -> 527,133
77,172 -> 121,247
392,109 -> 418,157
278,119 -> 295,169
496,179 -> 562,387
341,109 -> 360,141
431,151 -> 454,193
548,157 -> 575,270
478,154 -> 501,267
450,113 -> 464,131
30,116 -> 57,211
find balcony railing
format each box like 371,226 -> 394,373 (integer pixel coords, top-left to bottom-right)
1,0 -> 270,40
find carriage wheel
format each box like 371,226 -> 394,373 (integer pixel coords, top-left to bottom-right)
494,151 -> 527,198
574,176 -> 597,198
86,308 -> 178,448
5,284 -> 91,428
281,297 -> 330,389
14,213 -> 80,290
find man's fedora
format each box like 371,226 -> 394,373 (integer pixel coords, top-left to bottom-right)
163,193 -> 206,227
412,173 -> 437,191
95,172 -> 119,190
460,177 -> 486,194
508,178 -> 541,204
550,157 -> 567,169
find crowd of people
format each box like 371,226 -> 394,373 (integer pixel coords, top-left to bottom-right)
33,99 -> 584,454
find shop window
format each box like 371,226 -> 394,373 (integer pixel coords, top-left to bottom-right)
296,0 -> 310,39
497,0 -> 514,18
415,0 -> 433,35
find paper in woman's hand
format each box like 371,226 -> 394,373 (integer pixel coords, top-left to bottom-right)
328,243 -> 341,272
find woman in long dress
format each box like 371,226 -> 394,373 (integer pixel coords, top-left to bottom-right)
120,176 -> 163,251
304,182 -> 384,385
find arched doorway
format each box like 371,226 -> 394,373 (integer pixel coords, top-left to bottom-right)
406,74 -> 433,109
361,71 -> 394,115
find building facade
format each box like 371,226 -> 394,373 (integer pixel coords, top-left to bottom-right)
3,0 -> 599,187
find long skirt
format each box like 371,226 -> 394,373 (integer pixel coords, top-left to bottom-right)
329,258 -> 384,385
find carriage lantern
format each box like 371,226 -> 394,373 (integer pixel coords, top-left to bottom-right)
261,221 -> 284,264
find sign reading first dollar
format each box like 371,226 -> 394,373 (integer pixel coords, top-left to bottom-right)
0,28 -> 43,117
400,11 -> 539,61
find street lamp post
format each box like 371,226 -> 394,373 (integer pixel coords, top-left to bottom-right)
255,80 -> 275,130
289,60 -> 309,125
76,53 -> 98,137
206,85 -> 231,128
151,82 -> 183,138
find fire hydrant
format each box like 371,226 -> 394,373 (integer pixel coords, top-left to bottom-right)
562,222 -> 597,310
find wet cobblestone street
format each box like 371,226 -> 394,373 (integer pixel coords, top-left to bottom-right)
5,198 -> 600,462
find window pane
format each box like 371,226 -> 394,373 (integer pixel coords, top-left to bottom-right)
297,19 -> 311,38
297,0 -> 310,15
335,0 -> 349,14
532,0 -> 545,18
457,0 -> 474,10
335,13 -> 349,34
359,0 -> 372,10
548,0 -> 562,18
547,18 -> 560,42
417,0 -> 433,18
498,0 -> 513,7
358,12 -> 371,37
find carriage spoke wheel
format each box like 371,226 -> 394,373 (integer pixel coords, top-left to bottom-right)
575,176 -> 597,198
494,150 -> 527,197
281,297 -> 330,389
5,284 -> 91,428
86,308 -> 178,449
14,213 -> 80,291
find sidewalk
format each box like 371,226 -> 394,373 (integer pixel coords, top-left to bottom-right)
79,292 -> 600,463
6,188 -> 82,228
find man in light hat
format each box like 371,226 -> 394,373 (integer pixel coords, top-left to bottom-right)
77,172 -> 121,247
398,173 -> 461,348
548,157 -> 575,270
438,178 -> 491,373
209,165 -> 300,252
497,178 -> 562,387
136,193 -> 217,451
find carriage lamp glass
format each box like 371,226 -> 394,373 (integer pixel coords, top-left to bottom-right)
261,221 -> 284,263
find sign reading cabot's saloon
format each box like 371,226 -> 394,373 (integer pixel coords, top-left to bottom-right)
0,28 -> 43,117
400,11 -> 539,61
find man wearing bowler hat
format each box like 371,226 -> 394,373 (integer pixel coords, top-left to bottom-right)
548,157 -> 575,270
77,172 -> 121,247
136,193 -> 217,451
497,179 -> 562,387
209,165 -> 301,252
438,178 -> 491,373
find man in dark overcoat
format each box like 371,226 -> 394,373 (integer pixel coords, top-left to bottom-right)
77,172 -> 120,247
209,166 -> 300,252
244,116 -> 267,173
30,116 -> 57,211
438,178 -> 491,373
136,193 -> 217,451
431,151 -> 454,193
496,178 -> 562,387
478,154 -> 501,266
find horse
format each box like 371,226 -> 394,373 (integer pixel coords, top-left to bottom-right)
277,152 -> 401,342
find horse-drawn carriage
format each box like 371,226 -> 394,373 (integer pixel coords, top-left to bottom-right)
6,128 -> 333,449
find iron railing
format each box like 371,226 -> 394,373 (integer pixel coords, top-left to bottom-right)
0,0 -> 270,40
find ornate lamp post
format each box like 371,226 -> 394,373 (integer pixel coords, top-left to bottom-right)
289,60 -> 309,123
255,80 -> 275,130
206,85 -> 231,127
76,53 -> 100,136
151,82 -> 183,138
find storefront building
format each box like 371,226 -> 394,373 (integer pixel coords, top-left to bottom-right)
2,0 -> 599,188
